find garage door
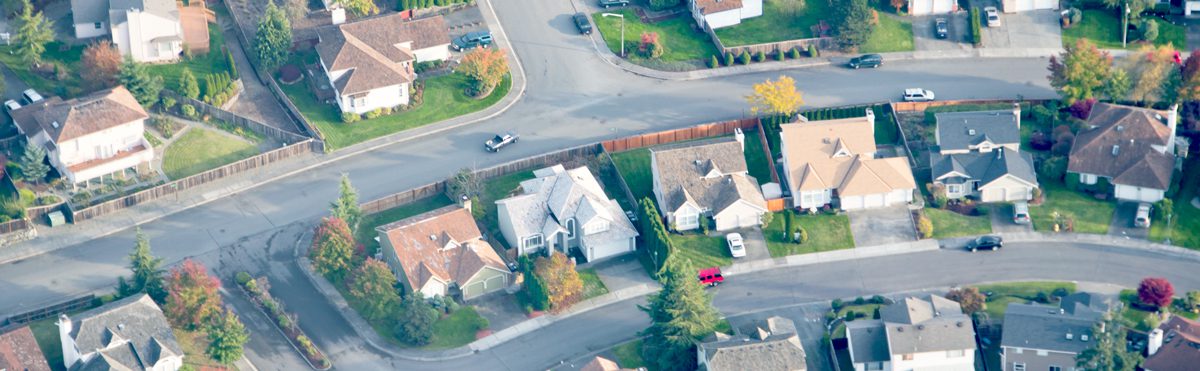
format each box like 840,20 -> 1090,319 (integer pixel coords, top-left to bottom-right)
841,196 -> 863,210
589,240 -> 632,261
1033,0 -> 1057,9
1007,187 -> 1029,201
932,0 -> 954,13
910,0 -> 933,15
864,194 -> 885,208
885,189 -> 909,205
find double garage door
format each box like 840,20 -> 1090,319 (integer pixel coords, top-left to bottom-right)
909,0 -> 956,15
462,274 -> 507,300
1003,0 -> 1057,12
842,190 -> 910,210
981,187 -> 1030,202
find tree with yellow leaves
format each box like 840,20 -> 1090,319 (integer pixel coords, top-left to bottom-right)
535,252 -> 584,314
746,75 -> 805,117
1126,44 -> 1180,105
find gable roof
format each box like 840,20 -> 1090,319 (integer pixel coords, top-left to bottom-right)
880,295 -> 976,354
377,205 -> 508,291
1144,316 -> 1200,371
847,320 -> 890,363
930,148 -> 1037,187
0,326 -> 51,371
1068,103 -> 1176,190
935,110 -> 1021,151
496,165 -> 638,247
72,0 -> 110,25
316,14 -> 448,95
651,138 -> 767,214
109,0 -> 180,23
780,115 -> 915,197
694,0 -> 744,15
67,294 -> 182,371
698,316 -> 807,371
10,86 -> 148,144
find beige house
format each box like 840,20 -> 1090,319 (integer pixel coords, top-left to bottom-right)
779,109 -> 916,211
377,203 -> 511,300
11,86 -> 154,186
71,0 -> 186,63
650,136 -> 768,232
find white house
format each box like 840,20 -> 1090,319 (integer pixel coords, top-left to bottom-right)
376,203 -> 511,300
496,165 -> 638,262
689,0 -> 763,30
315,14 -> 451,115
1067,103 -> 1182,203
907,0 -> 957,15
1000,0 -> 1058,13
846,295 -> 976,371
929,106 -> 1039,202
779,110 -> 916,211
56,294 -> 184,371
10,86 -> 155,186
650,136 -> 768,232
71,0 -> 185,63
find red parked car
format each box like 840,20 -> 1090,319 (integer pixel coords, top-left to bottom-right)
698,267 -> 724,287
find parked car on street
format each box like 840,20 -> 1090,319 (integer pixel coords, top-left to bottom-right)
847,54 -> 883,69
984,7 -> 1001,27
573,13 -> 592,34
698,267 -> 724,286
598,0 -> 630,8
21,89 -> 42,104
966,235 -> 1003,252
1012,202 -> 1031,224
902,88 -> 936,102
726,233 -> 746,258
485,133 -> 518,152
1134,203 -> 1151,228
3,100 -> 20,113
451,31 -> 493,51
935,18 -> 948,39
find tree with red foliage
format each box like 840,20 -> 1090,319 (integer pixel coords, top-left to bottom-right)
1138,277 -> 1175,309
311,217 -> 358,283
1180,50 -> 1200,102
638,32 -> 664,59
164,259 -> 223,330
1067,98 -> 1095,120
81,40 -> 122,90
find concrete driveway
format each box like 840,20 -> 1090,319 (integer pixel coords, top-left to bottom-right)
585,253 -> 657,292
848,206 -> 917,247
980,9 -> 1062,50
1109,201 -> 1149,240
990,203 -> 1032,234
913,13 -> 973,51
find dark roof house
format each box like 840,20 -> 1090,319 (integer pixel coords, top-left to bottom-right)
1068,103 -> 1178,190
930,148 -> 1037,186
316,14 -> 448,96
934,106 -> 1022,152
696,316 -> 807,371
0,325 -> 51,371
1144,316 -> 1200,371
58,294 -> 183,371
846,295 -> 976,369
1000,293 -> 1108,354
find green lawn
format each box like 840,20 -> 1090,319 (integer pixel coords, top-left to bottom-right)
1029,181 -> 1114,234
976,281 -> 1077,318
860,15 -> 915,53
924,208 -> 992,239
281,73 -> 511,150
1149,156 -> 1200,248
714,0 -> 827,46
611,339 -> 646,369
611,148 -> 653,203
1118,289 -> 1199,331
479,171 -> 537,246
669,232 -> 733,268
743,129 -> 774,185
592,9 -> 718,62
763,211 -> 854,257
161,127 -> 260,179
430,306 -> 490,349
1062,9 -> 1186,49
579,268 -> 610,300
0,42 -> 87,98
174,328 -> 228,370
356,195 -> 454,256
146,26 -> 234,92
29,319 -> 65,371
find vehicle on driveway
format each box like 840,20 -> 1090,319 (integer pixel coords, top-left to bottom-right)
935,18 -> 948,39
1012,202 -> 1031,224
1134,203 -> 1151,228
21,89 -> 43,104
598,0 -> 630,8
698,267 -> 724,287
984,7 -> 1001,27
902,88 -> 936,102
726,233 -> 746,258
847,54 -> 883,69
452,31 -> 493,51
3,100 -> 20,113
573,13 -> 592,34
485,133 -> 518,152
966,235 -> 1003,252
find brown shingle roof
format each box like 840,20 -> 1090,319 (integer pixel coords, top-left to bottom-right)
651,138 -> 767,214
0,326 -> 51,371
377,205 -> 508,292
1144,316 -> 1200,371
316,14 -> 449,95
695,0 -> 744,15
10,86 -> 148,143
1068,103 -> 1176,190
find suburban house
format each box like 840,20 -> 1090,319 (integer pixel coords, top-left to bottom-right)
907,0 -> 956,15
0,325 -> 51,371
10,86 -> 155,186
581,356 -> 635,371
315,14 -> 451,115
929,106 -> 1039,202
376,203 -> 511,300
1179,0 -> 1200,16
1144,315 -> 1200,371
1068,103 -> 1182,203
779,110 -> 916,211
688,0 -> 763,30
650,136 -> 769,232
999,292 -> 1109,371
71,0 -> 186,63
696,316 -> 807,371
846,295 -> 977,371
55,294 -> 184,371
1000,0 -> 1058,13
496,165 -> 638,262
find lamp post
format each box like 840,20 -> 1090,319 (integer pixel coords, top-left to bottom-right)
601,13 -> 625,57
1122,2 -> 1130,48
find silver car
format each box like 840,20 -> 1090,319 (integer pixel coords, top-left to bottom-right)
1134,203 -> 1151,228
726,233 -> 746,258
984,7 -> 1001,27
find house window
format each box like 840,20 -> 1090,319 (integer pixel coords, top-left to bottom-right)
902,354 -> 913,361
801,191 -> 823,207
565,219 -> 576,239
947,184 -> 962,194
679,213 -> 699,228
947,349 -> 965,358
1081,173 -> 1097,185
353,97 -> 366,108
584,221 -> 608,235
94,22 -> 102,29
979,144 -> 991,152
1013,363 -> 1026,371
1049,366 -> 1062,371
865,362 -> 884,371
523,234 -> 543,249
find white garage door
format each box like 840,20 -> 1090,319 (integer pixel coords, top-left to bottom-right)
1033,0 -> 1057,10
1015,0 -> 1034,11
932,0 -> 954,13
1007,187 -> 1029,201
864,194 -> 885,208
588,240 -> 633,262
841,196 -> 864,210
910,0 -> 933,15
885,189 -> 909,206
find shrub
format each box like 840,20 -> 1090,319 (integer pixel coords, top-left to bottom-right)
364,108 -> 385,120
1068,8 -> 1082,26
871,295 -> 887,304
341,112 -> 361,124
724,53 -> 734,66
796,227 -> 809,244
1031,104 -> 1055,125
648,0 -> 681,11
831,298 -> 844,311
788,48 -> 801,59
1035,292 -> 1050,303
638,32 -> 664,59
738,50 -> 751,65
808,44 -> 818,57
1138,19 -> 1159,42
235,272 -> 252,286
708,55 -> 719,68
160,97 -> 176,111
917,213 -> 934,239
1030,131 -> 1052,150
854,297 -> 866,305
1068,98 -> 1095,120
1052,287 -> 1070,299
969,7 -> 982,46
180,104 -> 197,119
753,51 -> 765,62
774,50 -> 784,61
844,310 -> 857,321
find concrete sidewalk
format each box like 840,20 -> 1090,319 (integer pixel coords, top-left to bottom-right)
997,231 -> 1200,262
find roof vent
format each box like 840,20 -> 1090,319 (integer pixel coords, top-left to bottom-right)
1066,333 -> 1074,340
429,234 -> 437,241
822,138 -> 831,144
117,323 -> 125,331
1116,125 -> 1124,132
1156,114 -> 1163,120
1081,334 -> 1089,341
968,129 -> 976,136
695,160 -> 702,166
52,121 -> 59,128
1112,145 -> 1120,156
956,322 -> 964,328
898,327 -> 904,332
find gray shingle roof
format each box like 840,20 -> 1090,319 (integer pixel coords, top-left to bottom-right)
1000,301 -> 1102,354
71,0 -> 109,25
846,320 -> 889,363
109,0 -> 180,22
66,294 -> 181,371
496,165 -> 637,254
879,295 -> 976,354
651,138 -> 766,214
935,110 -> 1021,152
316,14 -> 448,96
930,148 -> 1037,187
698,316 -> 807,371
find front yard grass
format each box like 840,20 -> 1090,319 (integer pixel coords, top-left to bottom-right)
281,73 -> 511,150
1028,181 -> 1115,234
714,0 -> 827,46
579,268 -> 610,300
429,306 -> 490,349
0,42 -> 86,98
593,9 -> 718,62
1062,9 -> 1185,49
478,170 -> 536,247
29,319 -> 65,371
924,208 -> 992,239
611,148 -> 653,203
763,211 -> 854,257
146,26 -> 234,92
1149,156 -> 1200,248
669,232 -> 732,268
355,195 -> 454,256
161,126 -> 259,179
860,15 -> 915,53
611,339 -> 646,369
975,281 -> 1077,319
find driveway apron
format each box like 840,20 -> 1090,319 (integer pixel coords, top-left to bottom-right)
848,206 -> 917,247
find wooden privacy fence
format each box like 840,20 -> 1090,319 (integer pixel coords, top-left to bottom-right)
601,118 -> 759,152
891,99 -> 1047,112
68,140 -> 320,222
163,91 -> 314,146
360,182 -> 447,216
4,294 -> 94,326
268,79 -> 326,142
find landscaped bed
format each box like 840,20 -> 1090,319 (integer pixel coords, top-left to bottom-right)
592,9 -> 718,64
1028,180 -> 1115,234
146,26 -> 235,92
1062,9 -> 1185,49
763,211 -> 854,257
923,208 -> 992,239
161,126 -> 260,179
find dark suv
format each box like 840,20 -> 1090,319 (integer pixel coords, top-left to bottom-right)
847,54 -> 882,69
966,235 -> 1003,252
935,18 -> 948,39
598,0 -> 630,7
452,31 -> 493,51
573,13 -> 592,34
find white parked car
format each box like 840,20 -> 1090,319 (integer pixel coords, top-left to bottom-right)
902,88 -> 936,102
984,7 -> 1001,27
726,233 -> 746,258
1134,203 -> 1151,228
21,89 -> 42,104
3,100 -> 20,113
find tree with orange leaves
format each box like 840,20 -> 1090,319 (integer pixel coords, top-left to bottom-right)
81,40 -> 122,90
164,259 -> 222,330
456,48 -> 509,98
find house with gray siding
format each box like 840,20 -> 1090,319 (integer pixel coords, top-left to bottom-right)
929,105 -> 1039,202
845,295 -> 976,371
999,292 -> 1109,371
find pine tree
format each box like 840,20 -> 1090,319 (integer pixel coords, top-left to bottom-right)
118,59 -> 164,106
833,0 -> 874,49
311,217 -> 356,283
639,257 -> 720,371
18,141 -> 48,184
255,0 -> 293,71
394,292 -> 437,345
12,0 -> 53,67
1076,309 -> 1143,371
330,174 -> 362,232
119,228 -> 167,302
179,68 -> 201,100
206,308 -> 249,364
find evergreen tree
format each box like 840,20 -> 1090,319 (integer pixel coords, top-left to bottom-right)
118,59 -> 164,106
833,0 -> 874,49
118,228 -> 167,302
12,0 -> 53,67
18,141 -> 48,184
179,68 -> 201,100
330,174 -> 362,232
1076,309 -> 1143,371
394,292 -> 437,345
206,308 -> 250,364
639,257 -> 721,371
255,0 -> 293,71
